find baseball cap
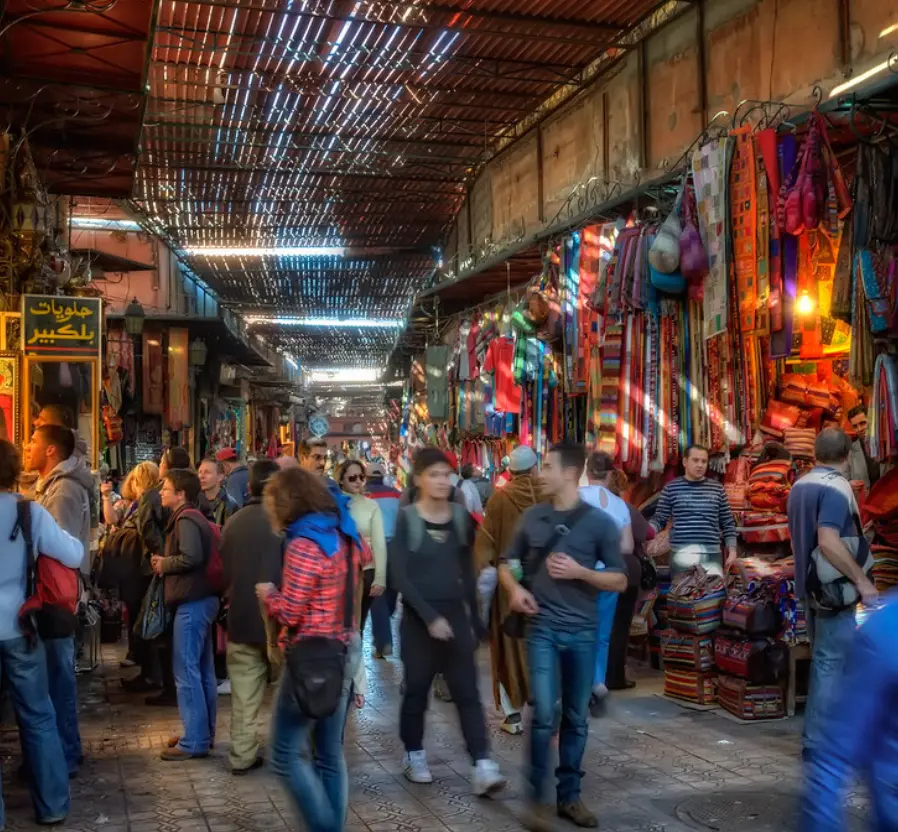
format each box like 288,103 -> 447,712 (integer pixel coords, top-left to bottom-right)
215,447 -> 237,462
509,445 -> 537,472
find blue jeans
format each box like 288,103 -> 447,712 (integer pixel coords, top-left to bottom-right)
803,606 -> 857,758
4,637 -> 70,825
593,591 -> 618,688
371,588 -> 398,651
527,624 -> 597,805
270,676 -> 351,832
44,636 -> 82,774
173,596 -> 219,755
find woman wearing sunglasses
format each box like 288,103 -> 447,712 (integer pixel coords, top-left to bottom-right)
337,460 -> 387,636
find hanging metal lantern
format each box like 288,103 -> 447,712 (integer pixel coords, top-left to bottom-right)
123,297 -> 145,337
189,337 -> 208,367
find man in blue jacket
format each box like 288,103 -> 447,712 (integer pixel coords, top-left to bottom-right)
800,594 -> 898,831
366,462 -> 401,658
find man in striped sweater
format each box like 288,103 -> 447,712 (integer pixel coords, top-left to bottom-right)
649,444 -> 738,577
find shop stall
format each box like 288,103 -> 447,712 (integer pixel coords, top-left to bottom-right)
400,89 -> 898,721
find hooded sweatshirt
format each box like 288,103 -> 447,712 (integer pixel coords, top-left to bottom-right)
35,455 -> 94,573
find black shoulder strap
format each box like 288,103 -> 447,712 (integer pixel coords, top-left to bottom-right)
11,499 -> 35,596
524,501 -> 593,583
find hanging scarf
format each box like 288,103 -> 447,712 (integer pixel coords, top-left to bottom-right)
730,127 -> 759,332
754,135 -> 771,335
771,134 -> 799,358
692,139 -> 733,338
757,128 -> 783,333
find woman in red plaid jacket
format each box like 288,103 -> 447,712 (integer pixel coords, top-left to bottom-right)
256,467 -> 370,832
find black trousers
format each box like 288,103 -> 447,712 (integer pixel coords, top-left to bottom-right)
359,569 -> 374,635
120,572 -> 152,673
606,584 -> 639,691
399,603 -> 488,762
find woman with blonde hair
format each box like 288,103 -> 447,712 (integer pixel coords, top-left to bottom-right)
104,462 -> 162,687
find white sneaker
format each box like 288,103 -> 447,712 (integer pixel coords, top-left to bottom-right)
217,679 -> 231,696
472,758 -> 506,797
404,750 -> 434,784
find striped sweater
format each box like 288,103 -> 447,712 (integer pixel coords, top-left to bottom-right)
650,476 -> 738,549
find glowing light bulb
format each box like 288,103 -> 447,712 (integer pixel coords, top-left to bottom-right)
797,291 -> 815,316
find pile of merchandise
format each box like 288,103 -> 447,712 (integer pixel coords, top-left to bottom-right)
659,562 -> 792,719
715,562 -> 789,720
661,566 -> 726,705
865,468 -> 898,592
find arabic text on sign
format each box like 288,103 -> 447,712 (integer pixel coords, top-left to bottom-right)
26,323 -> 95,346
28,299 -> 95,325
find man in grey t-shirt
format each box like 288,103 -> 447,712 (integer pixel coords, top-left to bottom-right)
499,441 -> 625,831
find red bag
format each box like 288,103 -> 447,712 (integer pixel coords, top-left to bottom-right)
15,500 -> 81,639
181,509 -> 224,593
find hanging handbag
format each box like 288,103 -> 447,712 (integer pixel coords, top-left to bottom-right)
648,181 -> 683,274
284,539 -> 354,719
639,555 -> 658,590
678,176 -> 709,290
137,575 -> 169,641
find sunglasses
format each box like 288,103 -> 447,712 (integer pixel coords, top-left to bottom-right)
345,474 -> 365,483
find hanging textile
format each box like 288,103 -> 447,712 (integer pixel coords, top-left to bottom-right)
426,345 -> 450,421
754,135 -> 771,335
771,134 -> 799,358
142,331 -> 164,415
598,319 -> 623,456
757,128 -> 784,334
166,328 -> 190,431
692,138 -> 733,338
870,354 -> 898,462
730,127 -> 758,333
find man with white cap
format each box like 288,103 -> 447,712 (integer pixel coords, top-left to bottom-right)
474,445 -> 541,735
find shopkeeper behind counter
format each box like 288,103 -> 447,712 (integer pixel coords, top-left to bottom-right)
847,406 -> 880,490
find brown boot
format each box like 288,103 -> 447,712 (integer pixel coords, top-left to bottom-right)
558,800 -> 598,828
522,803 -> 553,832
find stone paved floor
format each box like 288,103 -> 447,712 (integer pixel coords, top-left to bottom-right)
0,636 -> 867,832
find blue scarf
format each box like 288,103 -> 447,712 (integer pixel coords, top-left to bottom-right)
284,482 -> 361,557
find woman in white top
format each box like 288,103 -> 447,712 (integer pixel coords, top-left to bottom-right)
337,460 -> 387,634
580,451 -> 634,715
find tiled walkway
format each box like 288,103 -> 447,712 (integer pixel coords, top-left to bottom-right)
0,637 -> 866,832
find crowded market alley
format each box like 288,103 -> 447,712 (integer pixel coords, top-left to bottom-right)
1,0 -> 898,830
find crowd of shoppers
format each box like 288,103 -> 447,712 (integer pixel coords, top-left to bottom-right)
1,417 -> 886,832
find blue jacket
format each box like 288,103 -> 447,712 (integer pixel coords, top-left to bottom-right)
365,479 -> 401,541
800,594 -> 898,831
225,465 -> 249,508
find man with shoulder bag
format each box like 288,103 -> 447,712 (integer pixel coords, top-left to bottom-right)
787,428 -> 878,764
151,469 -> 222,761
499,441 -> 627,831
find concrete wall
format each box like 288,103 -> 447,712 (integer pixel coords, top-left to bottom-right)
75,229 -> 218,318
444,0 -> 898,277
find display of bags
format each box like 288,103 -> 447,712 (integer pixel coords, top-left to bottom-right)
660,629 -> 715,672
722,592 -> 781,636
663,667 -> 717,705
667,566 -> 726,635
649,196 -> 682,274
717,674 -> 785,720
713,632 -> 787,684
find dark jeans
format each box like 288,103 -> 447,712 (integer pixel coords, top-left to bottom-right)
606,584 -> 639,690
371,588 -> 398,651
804,606 -> 857,757
359,569 -> 374,636
399,604 -> 488,762
5,637 -> 70,825
270,676 -> 350,832
44,636 -> 82,775
527,623 -> 596,805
